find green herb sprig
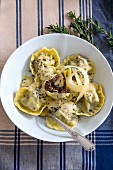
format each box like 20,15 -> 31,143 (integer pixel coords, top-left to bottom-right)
46,23 -> 69,34
67,11 -> 92,43
88,18 -> 113,47
46,11 -> 113,48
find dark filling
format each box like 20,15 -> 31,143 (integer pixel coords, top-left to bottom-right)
44,74 -> 68,93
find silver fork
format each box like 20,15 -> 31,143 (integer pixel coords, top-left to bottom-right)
48,114 -> 95,151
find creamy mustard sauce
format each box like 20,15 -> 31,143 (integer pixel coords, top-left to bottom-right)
37,65 -> 54,81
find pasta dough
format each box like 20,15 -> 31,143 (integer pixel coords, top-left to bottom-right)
46,102 -> 78,130
14,87 -> 46,115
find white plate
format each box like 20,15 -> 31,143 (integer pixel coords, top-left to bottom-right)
1,34 -> 113,142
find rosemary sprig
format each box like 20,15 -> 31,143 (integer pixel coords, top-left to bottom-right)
46,23 -> 69,34
67,11 -> 95,45
88,18 -> 113,47
46,11 -> 113,48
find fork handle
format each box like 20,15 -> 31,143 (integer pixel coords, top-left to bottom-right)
49,114 -> 95,151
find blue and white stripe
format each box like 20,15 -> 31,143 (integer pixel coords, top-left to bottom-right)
37,1 -> 44,170
14,0 -> 22,170
1,130 -> 113,145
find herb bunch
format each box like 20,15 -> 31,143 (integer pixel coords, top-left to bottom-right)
46,11 -> 113,48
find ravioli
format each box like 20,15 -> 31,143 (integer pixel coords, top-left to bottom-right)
76,84 -> 105,116
46,102 -> 78,130
61,54 -> 95,80
30,47 -> 60,76
14,87 -> 46,115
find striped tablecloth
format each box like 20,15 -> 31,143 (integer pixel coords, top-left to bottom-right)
0,0 -> 113,170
